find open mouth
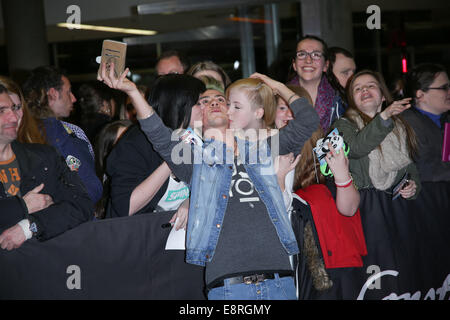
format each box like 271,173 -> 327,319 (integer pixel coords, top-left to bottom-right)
301,66 -> 316,72
361,93 -> 373,101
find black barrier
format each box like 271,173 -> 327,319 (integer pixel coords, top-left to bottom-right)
0,212 -> 205,300
1,183 -> 449,300
293,181 -> 450,300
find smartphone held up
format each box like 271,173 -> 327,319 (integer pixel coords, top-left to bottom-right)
99,40 -> 127,78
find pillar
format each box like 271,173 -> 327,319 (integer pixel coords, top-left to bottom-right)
300,0 -> 354,53
2,0 -> 49,82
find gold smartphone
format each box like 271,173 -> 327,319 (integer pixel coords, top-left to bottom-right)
100,40 -> 127,77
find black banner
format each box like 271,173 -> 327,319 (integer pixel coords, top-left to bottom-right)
0,183 -> 449,300
293,181 -> 450,300
0,212 -> 205,300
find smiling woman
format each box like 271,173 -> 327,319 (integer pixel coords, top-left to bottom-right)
333,70 -> 421,199
288,35 -> 347,132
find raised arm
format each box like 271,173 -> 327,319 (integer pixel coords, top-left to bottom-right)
98,62 -> 193,183
250,73 -> 319,156
334,98 -> 411,159
98,62 -> 154,119
325,143 -> 360,216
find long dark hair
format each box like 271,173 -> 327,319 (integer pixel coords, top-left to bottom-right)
326,46 -> 354,101
94,119 -> 133,219
148,74 -> 206,130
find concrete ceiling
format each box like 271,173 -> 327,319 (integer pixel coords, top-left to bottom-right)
0,0 -> 448,46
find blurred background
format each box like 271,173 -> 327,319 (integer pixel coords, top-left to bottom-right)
1,0 -> 449,88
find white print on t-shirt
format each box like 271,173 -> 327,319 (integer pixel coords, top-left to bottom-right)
157,176 -> 189,211
229,159 -> 260,206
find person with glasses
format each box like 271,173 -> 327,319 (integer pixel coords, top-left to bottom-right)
288,35 -> 347,132
0,76 -> 47,145
0,81 -> 93,250
98,61 -> 319,300
403,63 -> 450,182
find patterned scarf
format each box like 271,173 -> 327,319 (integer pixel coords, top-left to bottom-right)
288,74 -> 335,132
348,109 -> 412,190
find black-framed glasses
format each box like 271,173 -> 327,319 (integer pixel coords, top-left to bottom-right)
427,83 -> 450,91
295,50 -> 324,60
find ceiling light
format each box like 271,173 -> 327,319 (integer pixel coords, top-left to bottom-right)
57,23 -> 157,36
228,17 -> 272,24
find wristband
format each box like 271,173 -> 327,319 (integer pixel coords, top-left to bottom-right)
335,177 -> 352,186
18,219 -> 32,240
335,178 -> 353,188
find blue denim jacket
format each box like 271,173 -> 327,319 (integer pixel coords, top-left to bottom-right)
139,97 -> 319,266
185,136 -> 299,266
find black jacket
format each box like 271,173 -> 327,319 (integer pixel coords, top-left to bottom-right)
401,108 -> 450,182
0,141 -> 94,240
105,125 -> 168,218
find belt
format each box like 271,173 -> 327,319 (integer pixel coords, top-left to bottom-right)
208,272 -> 293,290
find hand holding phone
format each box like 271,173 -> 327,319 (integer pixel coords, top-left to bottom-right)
99,40 -> 127,78
392,172 -> 411,200
399,179 -> 417,199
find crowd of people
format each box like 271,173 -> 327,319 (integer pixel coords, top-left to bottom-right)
0,34 -> 449,300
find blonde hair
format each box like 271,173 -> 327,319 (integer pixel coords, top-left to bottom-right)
226,78 -> 277,129
0,76 -> 47,144
197,75 -> 224,94
188,61 -> 231,88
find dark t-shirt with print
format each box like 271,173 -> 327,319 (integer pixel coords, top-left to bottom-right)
205,158 -> 292,286
0,154 -> 21,197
